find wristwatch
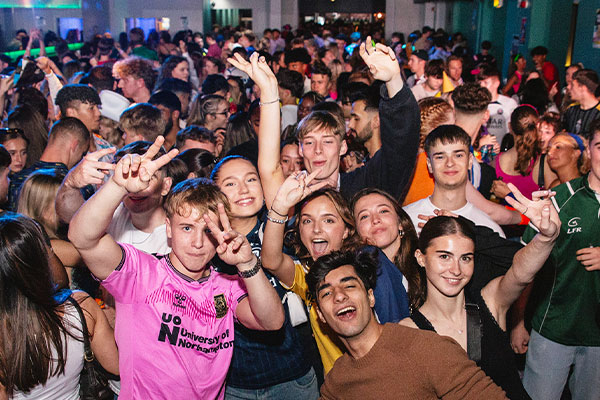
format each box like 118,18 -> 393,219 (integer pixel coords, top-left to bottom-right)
238,257 -> 262,279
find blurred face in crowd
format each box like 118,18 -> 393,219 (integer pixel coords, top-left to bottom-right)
538,121 -> 557,151
588,131 -> 600,187
118,75 -> 144,101
547,135 -> 581,172
408,55 -> 425,75
172,61 -> 190,82
280,143 -> 304,178
298,97 -> 316,121
425,75 -> 443,92
288,61 -> 306,77
67,101 -> 100,133
479,76 -> 500,97
348,100 -> 377,145
4,137 -> 27,173
124,170 -> 171,215
203,60 -> 219,76
448,59 -> 463,82
311,73 -> 331,97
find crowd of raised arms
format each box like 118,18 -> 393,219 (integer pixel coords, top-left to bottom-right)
0,21 -> 598,400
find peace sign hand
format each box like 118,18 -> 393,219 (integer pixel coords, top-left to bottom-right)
504,183 -> 560,241
203,203 -> 255,268
359,36 -> 401,83
228,52 -> 278,100
111,136 -> 179,194
271,169 -> 329,214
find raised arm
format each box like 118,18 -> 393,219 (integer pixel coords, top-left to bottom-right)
56,147 -> 116,223
482,184 -> 560,318
466,182 -> 521,225
228,52 -> 283,208
69,137 -> 177,280
342,37 -> 419,202
203,204 -> 284,331
261,170 -> 327,286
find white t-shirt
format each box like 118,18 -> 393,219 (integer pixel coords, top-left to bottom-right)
403,196 -> 505,238
107,203 -> 170,255
411,83 -> 439,102
486,95 -> 518,146
281,104 -> 298,133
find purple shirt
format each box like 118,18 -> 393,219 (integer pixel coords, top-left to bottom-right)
102,244 -> 247,399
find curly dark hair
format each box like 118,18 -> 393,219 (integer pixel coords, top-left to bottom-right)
451,82 -> 492,115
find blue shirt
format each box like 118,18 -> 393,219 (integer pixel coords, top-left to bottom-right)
371,247 -> 411,323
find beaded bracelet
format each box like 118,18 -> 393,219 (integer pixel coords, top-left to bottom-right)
267,211 -> 288,224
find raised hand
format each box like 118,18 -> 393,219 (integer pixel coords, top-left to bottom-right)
359,36 -> 400,83
271,169 -> 329,214
227,52 -> 278,99
417,209 -> 459,229
111,136 -> 178,194
65,147 -> 117,188
203,203 -> 255,268
505,183 -> 560,240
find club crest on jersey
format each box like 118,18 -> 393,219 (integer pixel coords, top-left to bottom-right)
214,294 -> 228,318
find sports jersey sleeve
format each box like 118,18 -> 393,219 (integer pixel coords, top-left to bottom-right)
222,273 -> 248,318
101,243 -> 156,304
280,259 -> 309,302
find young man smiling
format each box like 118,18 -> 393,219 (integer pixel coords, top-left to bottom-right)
69,136 -> 284,399
403,124 -> 504,237
306,250 -> 508,400
232,36 -> 419,205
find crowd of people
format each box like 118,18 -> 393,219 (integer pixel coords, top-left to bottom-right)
0,21 -> 598,400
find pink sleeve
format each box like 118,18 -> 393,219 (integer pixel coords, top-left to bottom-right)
101,243 -> 155,304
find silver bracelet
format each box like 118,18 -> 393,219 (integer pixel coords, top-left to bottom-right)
267,211 -> 288,224
259,98 -> 280,106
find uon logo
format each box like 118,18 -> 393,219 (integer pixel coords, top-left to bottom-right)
567,217 -> 582,234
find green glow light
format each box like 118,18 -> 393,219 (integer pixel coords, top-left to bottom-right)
0,0 -> 81,9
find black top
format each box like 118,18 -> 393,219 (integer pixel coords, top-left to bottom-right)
411,291 -> 531,400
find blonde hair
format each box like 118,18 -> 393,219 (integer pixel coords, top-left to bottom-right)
418,97 -> 454,150
549,133 -> 590,175
164,178 -> 230,219
17,170 -> 62,238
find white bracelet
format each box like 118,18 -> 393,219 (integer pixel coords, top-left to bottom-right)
259,98 -> 280,106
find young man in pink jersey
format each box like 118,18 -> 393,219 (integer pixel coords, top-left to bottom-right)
69,136 -> 284,399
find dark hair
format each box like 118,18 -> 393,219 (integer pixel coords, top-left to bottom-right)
340,81 -> 370,105
276,69 -> 304,99
201,74 -> 229,95
55,84 -> 101,115
158,78 -> 192,96
0,128 -> 29,149
156,55 -> 188,89
573,69 -> 599,95
481,40 -> 492,50
0,214 -> 72,395
48,117 -> 90,148
175,148 -> 217,178
510,105 -> 541,175
285,48 -> 311,65
351,188 -> 423,308
476,63 -> 500,81
520,78 -> 550,114
539,111 -> 561,135
424,124 -> 471,156
0,144 -> 10,170
15,87 -> 49,120
115,140 -> 167,165
451,82 -> 492,114
425,59 -> 445,79
311,61 -> 332,80
210,155 -> 254,182
129,27 -> 145,45
204,57 -> 224,73
87,65 -> 115,93
149,90 -> 182,113
306,249 -> 379,305
530,46 -> 548,56
175,125 -> 216,149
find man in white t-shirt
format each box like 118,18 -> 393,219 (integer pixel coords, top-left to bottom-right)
403,125 -> 505,237
477,64 -> 518,148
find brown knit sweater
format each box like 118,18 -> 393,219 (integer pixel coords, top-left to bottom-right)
320,323 -> 508,400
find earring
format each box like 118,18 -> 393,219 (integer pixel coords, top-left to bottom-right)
399,229 -> 404,238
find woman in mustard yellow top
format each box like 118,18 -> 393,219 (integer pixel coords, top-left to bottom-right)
261,170 -> 361,373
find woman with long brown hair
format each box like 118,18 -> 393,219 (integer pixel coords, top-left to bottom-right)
0,214 -> 118,399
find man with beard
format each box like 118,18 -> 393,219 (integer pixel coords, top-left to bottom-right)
347,88 -> 381,159
149,90 -> 181,150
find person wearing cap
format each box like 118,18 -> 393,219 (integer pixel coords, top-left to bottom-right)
406,50 -> 428,88
285,48 -> 312,94
98,90 -> 131,148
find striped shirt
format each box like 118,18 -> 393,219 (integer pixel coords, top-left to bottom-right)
562,102 -> 600,140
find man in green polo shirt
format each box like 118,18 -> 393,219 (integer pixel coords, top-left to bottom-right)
519,119 -> 600,400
